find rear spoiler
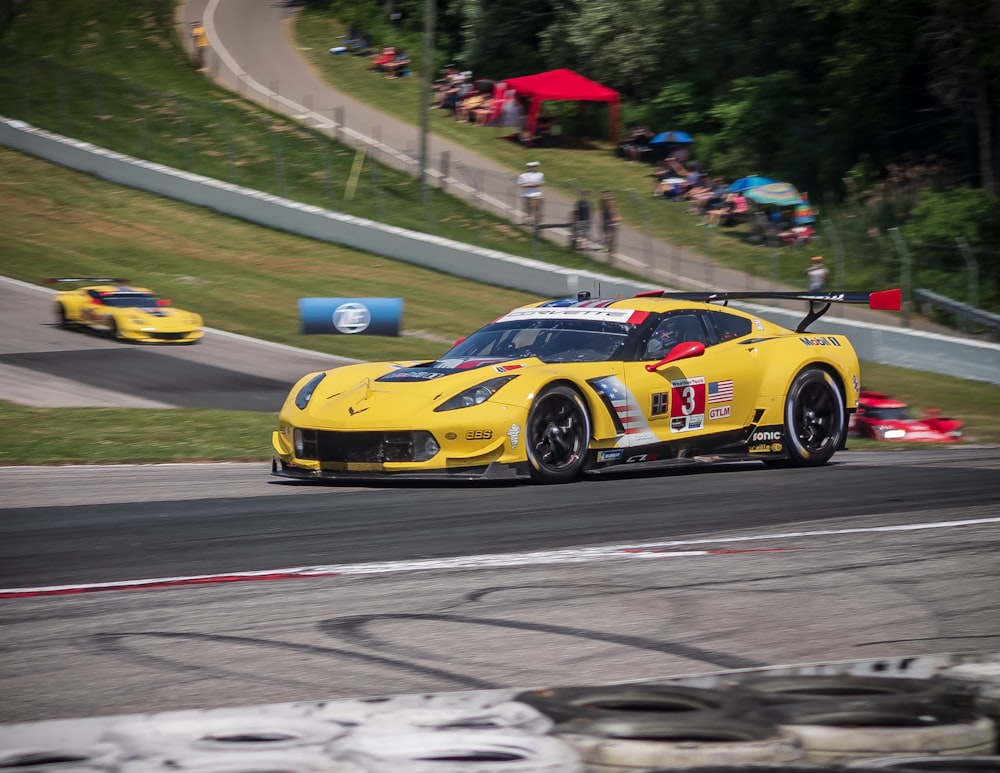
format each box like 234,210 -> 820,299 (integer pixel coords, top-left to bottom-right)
45,277 -> 131,284
634,289 -> 902,333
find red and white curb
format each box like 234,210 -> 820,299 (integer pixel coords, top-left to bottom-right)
3,516 -> 997,599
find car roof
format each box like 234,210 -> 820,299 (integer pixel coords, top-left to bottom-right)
83,284 -> 155,294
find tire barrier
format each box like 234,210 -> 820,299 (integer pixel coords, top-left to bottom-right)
631,767 -> 899,773
118,750 -> 367,773
0,744 -> 119,773
553,713 -> 804,770
326,728 -> 584,773
5,652 -> 1000,773
756,698 -> 997,765
847,754 -> 1000,770
936,662 -> 1000,742
100,716 -> 347,757
514,685 -> 748,725
348,701 -> 554,735
731,675 -> 955,706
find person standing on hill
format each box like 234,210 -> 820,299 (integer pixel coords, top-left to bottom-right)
517,161 -> 544,227
571,190 -> 592,251
806,255 -> 830,292
191,21 -> 209,71
600,190 -> 621,259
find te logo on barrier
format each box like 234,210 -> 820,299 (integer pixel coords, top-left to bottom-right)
299,297 -> 403,336
333,302 -> 372,334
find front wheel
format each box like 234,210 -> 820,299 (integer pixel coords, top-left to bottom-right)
525,385 -> 591,483
781,367 -> 845,467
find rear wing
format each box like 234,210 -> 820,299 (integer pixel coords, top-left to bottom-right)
45,277 -> 130,285
634,289 -> 902,333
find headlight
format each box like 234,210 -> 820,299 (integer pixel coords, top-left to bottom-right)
434,375 -> 516,412
877,426 -> 906,439
294,373 -> 326,410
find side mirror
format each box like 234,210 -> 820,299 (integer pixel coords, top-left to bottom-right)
644,340 -> 705,372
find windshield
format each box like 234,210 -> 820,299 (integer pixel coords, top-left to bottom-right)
95,293 -> 161,308
867,407 -> 911,421
439,319 -> 630,363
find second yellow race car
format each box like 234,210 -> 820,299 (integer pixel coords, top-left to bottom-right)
272,288 -> 901,484
48,277 -> 204,344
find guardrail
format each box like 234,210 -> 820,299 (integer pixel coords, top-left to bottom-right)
916,288 -> 1000,342
3,116 -> 999,385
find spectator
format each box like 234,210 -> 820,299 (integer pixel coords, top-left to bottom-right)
724,191 -> 749,226
190,21 -> 209,70
368,46 -> 396,73
383,48 -> 410,79
517,161 -> 545,227
571,190 -> 592,251
471,94 -> 496,125
439,72 -> 473,114
455,89 -> 485,122
806,255 -> 830,291
599,190 -> 621,258
618,126 -> 654,162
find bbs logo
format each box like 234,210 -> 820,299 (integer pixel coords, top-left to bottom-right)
466,429 -> 493,440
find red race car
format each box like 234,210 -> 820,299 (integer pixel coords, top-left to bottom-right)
849,390 -> 964,443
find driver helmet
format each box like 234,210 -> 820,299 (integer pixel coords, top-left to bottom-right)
647,323 -> 679,355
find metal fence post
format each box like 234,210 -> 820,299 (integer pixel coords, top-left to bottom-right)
888,227 -> 911,328
956,236 -> 980,311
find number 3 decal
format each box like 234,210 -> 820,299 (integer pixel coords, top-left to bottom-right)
670,376 -> 706,432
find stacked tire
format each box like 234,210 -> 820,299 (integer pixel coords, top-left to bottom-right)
510,675 -> 999,772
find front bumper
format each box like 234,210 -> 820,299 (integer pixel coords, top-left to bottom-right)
271,456 -> 530,482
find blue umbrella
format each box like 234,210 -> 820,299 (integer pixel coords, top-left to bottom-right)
728,175 -> 775,193
650,130 -> 693,144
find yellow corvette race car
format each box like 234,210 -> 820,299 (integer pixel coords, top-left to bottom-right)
48,277 -> 204,344
272,289 -> 901,484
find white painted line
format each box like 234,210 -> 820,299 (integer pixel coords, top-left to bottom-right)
3,516 -> 997,598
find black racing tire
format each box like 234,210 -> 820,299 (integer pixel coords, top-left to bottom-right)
781,367 -> 845,467
55,303 -> 71,328
731,674 -> 954,706
107,318 -> 121,341
514,684 -> 747,724
524,384 -> 590,484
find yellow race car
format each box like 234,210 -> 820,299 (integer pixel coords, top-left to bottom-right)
272,289 -> 901,484
48,277 -> 204,344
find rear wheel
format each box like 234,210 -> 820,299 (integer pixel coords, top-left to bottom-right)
525,385 -> 590,484
782,368 -> 845,467
55,304 -> 71,328
108,318 -> 121,341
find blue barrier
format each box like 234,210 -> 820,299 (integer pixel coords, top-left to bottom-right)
299,297 -> 403,336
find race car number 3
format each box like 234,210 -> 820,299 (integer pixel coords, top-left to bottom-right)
670,376 -> 705,432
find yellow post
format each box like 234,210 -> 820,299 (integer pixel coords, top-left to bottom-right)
344,146 -> 367,200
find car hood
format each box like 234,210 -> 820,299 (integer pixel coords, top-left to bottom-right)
300,358 -> 538,426
116,305 -> 199,322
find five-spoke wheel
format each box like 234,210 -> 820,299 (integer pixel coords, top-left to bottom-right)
781,367 -> 845,467
525,385 -> 591,483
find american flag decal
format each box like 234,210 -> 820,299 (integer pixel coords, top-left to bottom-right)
708,379 -> 734,403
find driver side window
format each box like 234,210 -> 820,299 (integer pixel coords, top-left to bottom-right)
642,313 -> 706,359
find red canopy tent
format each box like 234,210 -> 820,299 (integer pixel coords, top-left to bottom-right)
502,68 -> 620,141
